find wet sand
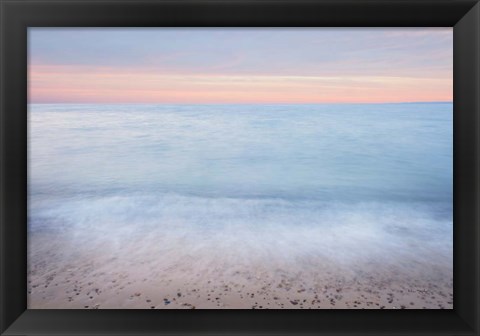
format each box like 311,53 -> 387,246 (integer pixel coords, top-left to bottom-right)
28,232 -> 452,309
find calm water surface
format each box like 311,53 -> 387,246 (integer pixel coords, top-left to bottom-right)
28,103 -> 453,271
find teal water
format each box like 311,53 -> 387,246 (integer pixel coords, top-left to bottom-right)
28,103 -> 453,269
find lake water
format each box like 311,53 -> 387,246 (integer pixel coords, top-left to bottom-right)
28,103 -> 453,308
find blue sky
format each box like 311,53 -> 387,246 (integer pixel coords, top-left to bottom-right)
29,28 -> 452,103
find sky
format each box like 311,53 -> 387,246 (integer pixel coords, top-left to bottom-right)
29,28 -> 452,104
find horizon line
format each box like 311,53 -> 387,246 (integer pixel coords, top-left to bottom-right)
28,101 -> 453,106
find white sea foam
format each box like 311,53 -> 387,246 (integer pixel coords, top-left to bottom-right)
29,192 -> 452,278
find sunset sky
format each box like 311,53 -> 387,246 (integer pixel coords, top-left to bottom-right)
29,28 -> 452,104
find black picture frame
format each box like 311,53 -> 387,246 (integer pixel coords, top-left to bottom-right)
1,0 -> 479,335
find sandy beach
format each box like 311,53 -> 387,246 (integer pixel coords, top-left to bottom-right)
28,227 -> 452,309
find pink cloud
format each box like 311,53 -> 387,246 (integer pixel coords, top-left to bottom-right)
29,64 -> 452,104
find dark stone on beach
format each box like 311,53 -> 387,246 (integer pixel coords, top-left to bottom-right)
177,293 -> 182,297
290,300 -> 298,305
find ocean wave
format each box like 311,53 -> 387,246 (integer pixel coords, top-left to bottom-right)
29,192 -> 452,273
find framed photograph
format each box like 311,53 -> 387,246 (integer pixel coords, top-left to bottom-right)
1,0 -> 479,335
